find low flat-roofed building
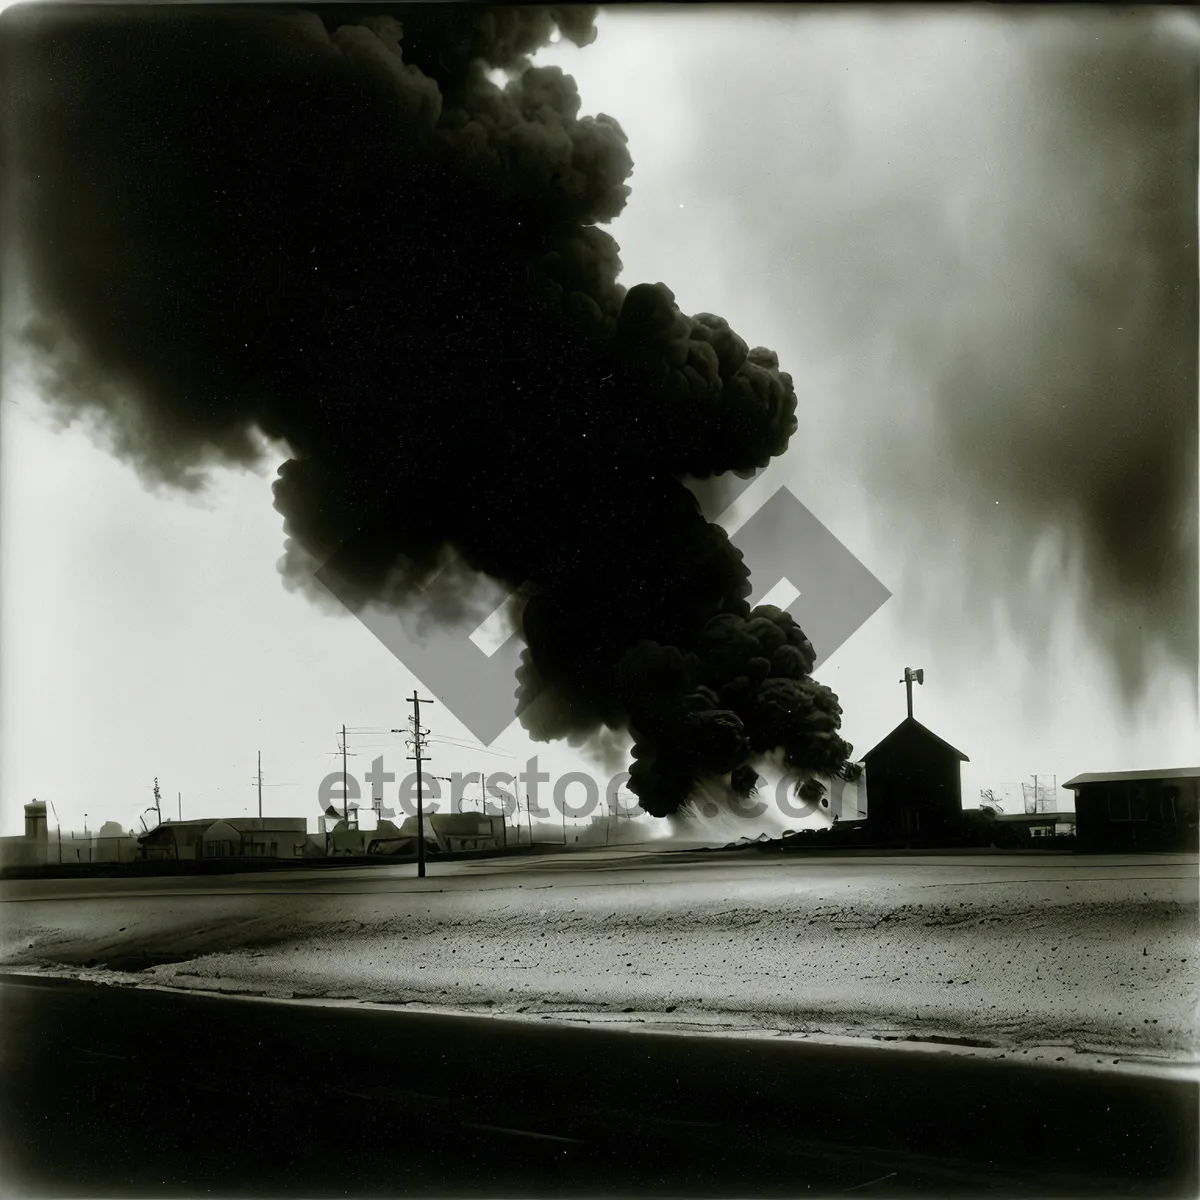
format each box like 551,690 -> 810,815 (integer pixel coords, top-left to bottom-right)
993,811 -> 1077,842
1062,768 -> 1199,852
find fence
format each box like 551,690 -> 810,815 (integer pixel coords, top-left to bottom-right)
44,835 -> 141,865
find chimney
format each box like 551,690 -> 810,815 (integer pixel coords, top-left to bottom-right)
24,801 -> 48,842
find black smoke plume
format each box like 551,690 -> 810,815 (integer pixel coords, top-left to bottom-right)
5,4 -> 857,816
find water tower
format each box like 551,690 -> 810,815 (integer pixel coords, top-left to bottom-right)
24,800 -> 48,842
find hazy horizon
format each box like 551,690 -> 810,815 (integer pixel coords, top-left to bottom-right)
2,5 -> 1196,839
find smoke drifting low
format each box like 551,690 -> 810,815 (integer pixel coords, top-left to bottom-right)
656,9 -> 1197,703
895,12 -> 1199,699
6,4 -> 857,815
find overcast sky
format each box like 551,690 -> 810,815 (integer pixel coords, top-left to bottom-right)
2,5 -> 1197,838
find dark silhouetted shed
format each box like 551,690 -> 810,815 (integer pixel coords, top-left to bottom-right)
862,718 -> 968,842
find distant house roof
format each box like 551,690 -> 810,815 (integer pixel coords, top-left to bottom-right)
143,817 -> 307,839
427,813 -> 504,831
139,819 -> 211,844
995,811 -> 1076,824
862,717 -> 969,763
223,818 -> 306,833
1062,768 -> 1200,789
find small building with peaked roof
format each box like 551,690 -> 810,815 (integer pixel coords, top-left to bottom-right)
861,717 -> 969,843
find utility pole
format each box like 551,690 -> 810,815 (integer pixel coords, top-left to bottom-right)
488,778 -> 513,849
900,667 -> 924,719
342,726 -> 349,823
178,792 -> 182,822
333,727 -> 360,834
396,692 -> 434,878
257,752 -> 263,820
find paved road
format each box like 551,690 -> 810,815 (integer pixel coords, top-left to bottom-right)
3,850 -> 1196,1065
1,974 -> 1195,1197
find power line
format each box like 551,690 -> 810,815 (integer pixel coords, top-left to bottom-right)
428,732 -> 516,752
426,738 -> 518,761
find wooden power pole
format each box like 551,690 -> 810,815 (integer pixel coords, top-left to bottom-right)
397,693 -> 434,879
342,727 -> 349,822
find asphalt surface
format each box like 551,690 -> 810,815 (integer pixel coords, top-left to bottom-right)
2,850 -> 1196,1065
1,974 -> 1196,1197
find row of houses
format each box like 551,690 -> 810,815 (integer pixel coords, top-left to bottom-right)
0,802 -> 512,870
138,811 -> 511,861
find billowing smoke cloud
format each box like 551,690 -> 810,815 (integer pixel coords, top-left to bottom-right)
6,4 -> 858,815
652,8 -> 1197,702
